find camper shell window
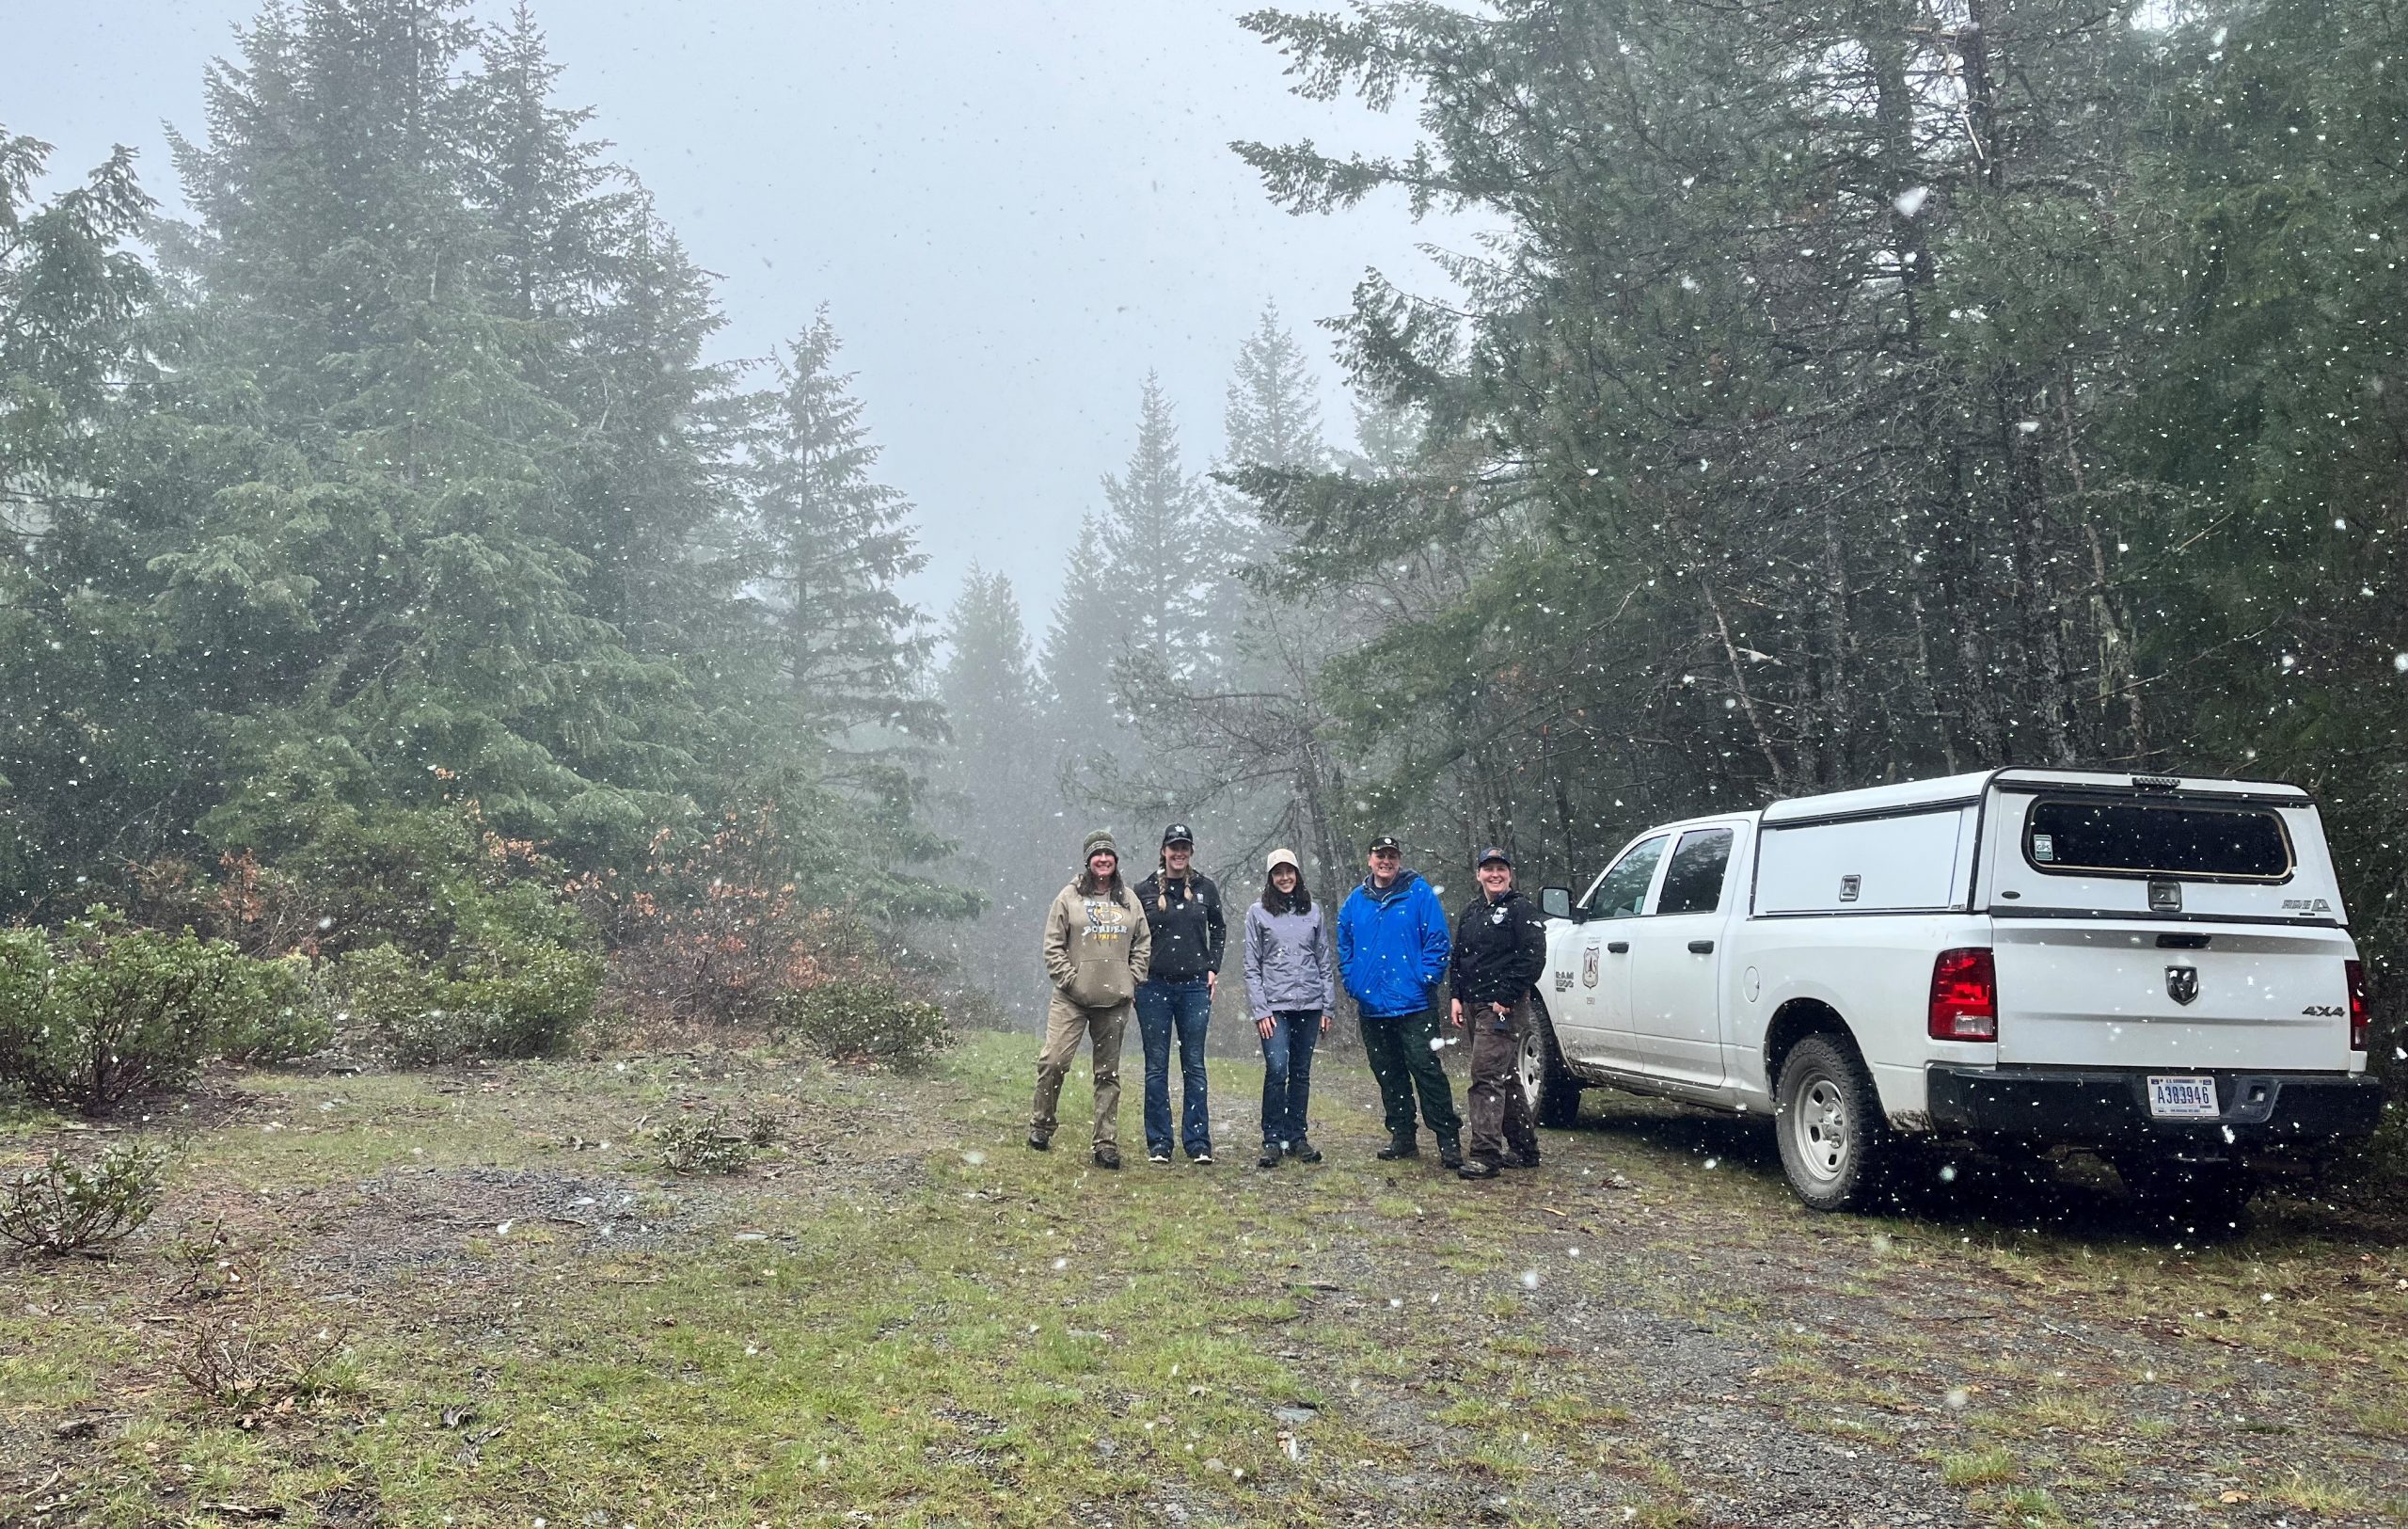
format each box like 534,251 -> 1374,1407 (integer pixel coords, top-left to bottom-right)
2022,798 -> 2293,883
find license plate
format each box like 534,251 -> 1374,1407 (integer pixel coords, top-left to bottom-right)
2147,1075 -> 2220,1120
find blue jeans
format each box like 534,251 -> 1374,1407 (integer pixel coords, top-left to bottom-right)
1259,1009 -> 1321,1147
1135,978 -> 1213,1157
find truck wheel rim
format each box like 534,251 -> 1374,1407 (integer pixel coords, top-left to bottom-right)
1792,1073 -> 1849,1183
1517,1022 -> 1543,1107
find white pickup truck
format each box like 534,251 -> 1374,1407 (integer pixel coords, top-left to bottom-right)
1528,768 -> 2381,1216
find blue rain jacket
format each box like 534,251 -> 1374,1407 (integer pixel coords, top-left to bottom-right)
1336,869 -> 1451,1018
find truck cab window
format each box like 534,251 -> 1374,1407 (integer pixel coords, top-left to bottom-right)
1582,836 -> 1667,919
1653,827 -> 1733,916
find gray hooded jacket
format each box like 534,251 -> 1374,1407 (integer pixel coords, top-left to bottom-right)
1242,898 -> 1335,1016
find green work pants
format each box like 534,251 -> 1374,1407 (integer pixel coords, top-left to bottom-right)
1358,1002 -> 1461,1141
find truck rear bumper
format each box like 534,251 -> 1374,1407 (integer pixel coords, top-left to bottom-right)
1925,1065 -> 2384,1145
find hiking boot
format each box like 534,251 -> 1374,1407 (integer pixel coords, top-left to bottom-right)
1092,1145 -> 1121,1170
1457,1157 -> 1502,1180
1503,1148 -> 1542,1170
1149,1148 -> 1173,1165
1437,1133 -> 1465,1171
1374,1132 -> 1419,1161
1257,1147 -> 1281,1170
1290,1138 -> 1323,1165
1027,1132 -> 1051,1153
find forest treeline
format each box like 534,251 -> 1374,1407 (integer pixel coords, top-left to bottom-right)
2,1 -> 963,1085
941,0 -> 2408,1063
4,0 -> 2405,1076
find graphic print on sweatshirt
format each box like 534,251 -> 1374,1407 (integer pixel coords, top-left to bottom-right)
1085,898 -> 1133,943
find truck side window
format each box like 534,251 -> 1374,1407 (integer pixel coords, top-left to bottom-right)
1583,836 -> 1667,919
1654,828 -> 1734,916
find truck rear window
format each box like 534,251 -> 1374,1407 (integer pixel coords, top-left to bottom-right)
2023,799 -> 2292,882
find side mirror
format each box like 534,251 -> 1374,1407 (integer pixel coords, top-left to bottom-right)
1539,885 -> 1573,921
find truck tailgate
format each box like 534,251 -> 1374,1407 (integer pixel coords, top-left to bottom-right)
1991,921 -> 2358,1071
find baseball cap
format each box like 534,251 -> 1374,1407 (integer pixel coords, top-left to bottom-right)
1367,835 -> 1402,854
1477,846 -> 1513,868
1162,822 -> 1195,847
1266,847 -> 1301,873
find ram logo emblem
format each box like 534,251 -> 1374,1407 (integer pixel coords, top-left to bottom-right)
2165,965 -> 2199,1007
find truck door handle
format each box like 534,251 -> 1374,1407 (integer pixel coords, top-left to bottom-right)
1606,941 -> 1629,954
1687,939 -> 1716,954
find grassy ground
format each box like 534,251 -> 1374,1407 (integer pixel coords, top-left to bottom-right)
3,1032 -> 2406,1527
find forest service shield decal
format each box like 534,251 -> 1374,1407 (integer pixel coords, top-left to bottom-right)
1582,945 -> 1601,988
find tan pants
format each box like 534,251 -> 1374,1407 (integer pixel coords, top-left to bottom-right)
1031,992 -> 1132,1148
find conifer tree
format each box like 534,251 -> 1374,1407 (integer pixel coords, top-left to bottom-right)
745,309 -> 937,742
933,566 -> 1059,1017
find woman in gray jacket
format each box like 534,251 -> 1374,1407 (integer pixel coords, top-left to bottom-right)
1242,849 -> 1334,1169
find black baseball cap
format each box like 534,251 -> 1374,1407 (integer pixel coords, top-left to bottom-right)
1162,822 -> 1195,848
1477,846 -> 1513,868
1367,835 -> 1402,854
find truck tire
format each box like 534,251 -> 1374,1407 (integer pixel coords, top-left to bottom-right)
1774,1033 -> 1891,1213
2108,1151 -> 2254,1233
1520,995 -> 1584,1129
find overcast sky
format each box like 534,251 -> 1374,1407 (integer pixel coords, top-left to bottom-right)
9,0 -> 1457,633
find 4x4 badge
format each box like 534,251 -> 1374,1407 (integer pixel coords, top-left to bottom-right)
2166,965 -> 2199,1006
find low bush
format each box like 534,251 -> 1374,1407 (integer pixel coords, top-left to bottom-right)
657,1108 -> 752,1175
0,1138 -> 171,1256
0,913 -> 316,1115
173,1303 -> 355,1418
772,978 -> 951,1074
337,937 -> 600,1065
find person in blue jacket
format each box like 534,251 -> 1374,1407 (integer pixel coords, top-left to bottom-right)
1336,834 -> 1463,1168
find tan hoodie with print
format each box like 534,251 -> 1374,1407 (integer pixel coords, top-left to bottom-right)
1043,880 -> 1152,1008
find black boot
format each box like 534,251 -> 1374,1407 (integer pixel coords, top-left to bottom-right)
1290,1138 -> 1323,1164
1374,1130 -> 1419,1161
1437,1132 -> 1465,1171
1257,1146 -> 1281,1170
1027,1132 -> 1051,1152
1457,1157 -> 1501,1180
1092,1144 -> 1121,1170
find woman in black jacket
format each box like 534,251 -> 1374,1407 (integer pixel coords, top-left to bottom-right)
1448,847 -> 1549,1179
1132,823 -> 1227,1165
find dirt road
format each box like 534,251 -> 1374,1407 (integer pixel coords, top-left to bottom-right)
4,1033 -> 2403,1526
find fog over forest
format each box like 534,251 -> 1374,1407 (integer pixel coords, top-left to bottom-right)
10,3 -> 2408,1521
3,0 -> 2404,1052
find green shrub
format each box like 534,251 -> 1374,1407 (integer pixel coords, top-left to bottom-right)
0,913 -> 313,1115
657,1108 -> 752,1175
337,937 -> 599,1065
772,978 -> 951,1074
0,1139 -> 171,1256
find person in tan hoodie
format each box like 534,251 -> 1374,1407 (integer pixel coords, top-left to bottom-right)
1032,829 -> 1151,1168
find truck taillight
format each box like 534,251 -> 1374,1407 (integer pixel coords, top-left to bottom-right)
1929,948 -> 1998,1042
2347,959 -> 2368,1052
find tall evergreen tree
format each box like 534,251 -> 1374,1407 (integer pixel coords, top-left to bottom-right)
932,566 -> 1058,1017
746,309 -> 937,742
0,129 -> 160,911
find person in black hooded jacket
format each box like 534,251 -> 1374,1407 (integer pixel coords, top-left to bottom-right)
1448,846 -> 1549,1178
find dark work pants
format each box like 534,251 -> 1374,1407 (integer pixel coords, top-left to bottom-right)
1465,993 -> 1541,1165
1134,978 -> 1213,1157
1358,1003 -> 1461,1140
1259,1009 -> 1322,1146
